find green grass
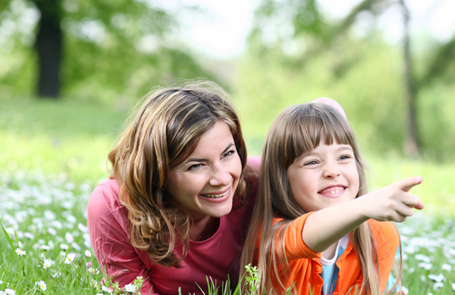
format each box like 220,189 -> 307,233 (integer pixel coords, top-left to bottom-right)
1,96 -> 455,294
0,96 -> 130,184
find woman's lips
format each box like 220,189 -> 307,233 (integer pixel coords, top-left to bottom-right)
200,188 -> 231,203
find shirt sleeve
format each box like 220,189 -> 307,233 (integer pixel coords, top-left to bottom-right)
275,213 -> 321,261
87,182 -> 158,295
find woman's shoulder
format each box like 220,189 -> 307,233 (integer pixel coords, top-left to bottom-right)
87,178 -> 125,219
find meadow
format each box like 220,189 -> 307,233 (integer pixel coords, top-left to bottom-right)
1,96 -> 454,294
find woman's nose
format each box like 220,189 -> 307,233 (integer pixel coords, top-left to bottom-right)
209,165 -> 231,187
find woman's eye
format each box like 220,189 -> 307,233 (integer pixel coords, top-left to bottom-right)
222,150 -> 235,158
188,163 -> 202,171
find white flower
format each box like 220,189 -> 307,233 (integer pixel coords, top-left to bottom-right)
415,254 -> 431,263
15,248 -> 26,256
442,263 -> 451,271
418,262 -> 432,270
452,283 -> 455,291
101,286 -> 113,293
5,289 -> 16,295
40,245 -> 50,251
433,282 -> 443,290
78,223 -> 88,232
42,259 -> 53,268
124,283 -> 136,293
0,279 -> 3,284
47,227 -> 56,235
35,280 -> 47,291
88,267 -> 99,274
84,250 -> 92,257
65,232 -> 74,243
24,232 -> 34,239
401,286 -> 408,295
64,252 -> 77,264
428,274 -> 445,283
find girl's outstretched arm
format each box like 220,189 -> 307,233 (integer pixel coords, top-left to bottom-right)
302,176 -> 423,253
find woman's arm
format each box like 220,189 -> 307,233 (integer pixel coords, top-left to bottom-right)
302,176 -> 423,253
87,181 -> 158,294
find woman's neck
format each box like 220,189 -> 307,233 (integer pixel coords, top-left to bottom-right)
189,215 -> 220,241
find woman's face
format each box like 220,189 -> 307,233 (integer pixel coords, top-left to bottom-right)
167,120 -> 242,221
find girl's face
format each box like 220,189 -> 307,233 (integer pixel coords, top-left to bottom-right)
287,137 -> 360,212
167,120 -> 242,221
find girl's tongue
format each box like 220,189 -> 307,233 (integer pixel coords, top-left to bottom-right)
319,186 -> 345,196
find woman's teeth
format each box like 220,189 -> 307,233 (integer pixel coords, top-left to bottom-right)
203,191 -> 228,198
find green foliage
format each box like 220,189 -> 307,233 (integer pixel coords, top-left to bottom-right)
0,0 -> 215,101
235,33 -> 455,158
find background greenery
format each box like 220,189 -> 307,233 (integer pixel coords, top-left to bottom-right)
1,0 -> 455,293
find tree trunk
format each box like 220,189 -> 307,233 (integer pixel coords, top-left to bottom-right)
400,0 -> 419,157
34,0 -> 62,98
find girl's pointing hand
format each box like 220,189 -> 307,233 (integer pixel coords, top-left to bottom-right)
362,176 -> 424,223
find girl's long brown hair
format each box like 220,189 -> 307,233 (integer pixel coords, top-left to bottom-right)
240,103 -> 402,294
109,81 -> 249,267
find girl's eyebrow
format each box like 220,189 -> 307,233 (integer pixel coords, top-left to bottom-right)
337,145 -> 354,152
184,143 -> 235,163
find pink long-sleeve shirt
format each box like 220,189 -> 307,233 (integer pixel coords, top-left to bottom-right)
87,156 -> 259,295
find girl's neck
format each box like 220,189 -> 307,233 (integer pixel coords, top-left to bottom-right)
189,216 -> 220,241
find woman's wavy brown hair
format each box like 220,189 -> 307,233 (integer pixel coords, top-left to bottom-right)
241,103 -> 402,294
108,81 -> 248,267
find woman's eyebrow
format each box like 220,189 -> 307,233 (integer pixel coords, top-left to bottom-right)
184,143 -> 235,163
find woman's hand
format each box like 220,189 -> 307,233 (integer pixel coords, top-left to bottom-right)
361,176 -> 424,222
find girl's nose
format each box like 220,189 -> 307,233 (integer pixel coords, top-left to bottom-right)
323,163 -> 341,178
209,166 -> 231,187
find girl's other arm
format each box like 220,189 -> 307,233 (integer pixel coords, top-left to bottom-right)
302,176 -> 423,253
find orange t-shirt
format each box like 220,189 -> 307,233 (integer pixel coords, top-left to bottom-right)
257,213 -> 400,295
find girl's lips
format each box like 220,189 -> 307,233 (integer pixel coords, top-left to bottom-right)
318,185 -> 346,197
199,188 -> 231,203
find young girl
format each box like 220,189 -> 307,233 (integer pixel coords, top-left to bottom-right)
241,103 -> 423,295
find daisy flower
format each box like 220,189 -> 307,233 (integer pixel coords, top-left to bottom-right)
88,267 -> 99,274
35,280 -> 47,291
124,283 -> 136,293
15,248 -> 26,256
101,286 -> 113,293
42,259 -> 53,268
64,253 -> 77,264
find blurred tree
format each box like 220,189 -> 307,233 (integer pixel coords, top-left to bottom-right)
0,0 -> 213,100
33,0 -> 62,98
248,0 -> 455,157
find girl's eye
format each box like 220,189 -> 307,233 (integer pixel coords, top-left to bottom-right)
339,155 -> 352,160
222,150 -> 235,158
304,160 -> 318,166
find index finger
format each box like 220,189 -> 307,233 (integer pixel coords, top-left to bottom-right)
396,176 -> 423,192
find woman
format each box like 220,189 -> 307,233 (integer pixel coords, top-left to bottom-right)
87,81 -> 259,294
